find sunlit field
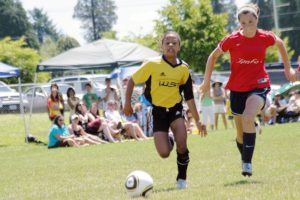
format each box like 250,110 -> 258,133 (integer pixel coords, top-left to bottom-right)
0,113 -> 299,200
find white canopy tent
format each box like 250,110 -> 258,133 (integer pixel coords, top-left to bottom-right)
37,39 -> 159,72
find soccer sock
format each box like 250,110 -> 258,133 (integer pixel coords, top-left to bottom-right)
242,132 -> 256,163
176,149 -> 190,180
236,140 -> 243,160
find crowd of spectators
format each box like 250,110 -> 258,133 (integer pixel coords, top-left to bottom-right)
46,76 -> 300,148
197,81 -> 300,130
47,78 -> 150,149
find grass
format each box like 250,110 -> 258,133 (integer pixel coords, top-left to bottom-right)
0,113 -> 299,200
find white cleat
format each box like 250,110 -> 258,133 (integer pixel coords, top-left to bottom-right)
242,163 -> 252,177
176,179 -> 187,189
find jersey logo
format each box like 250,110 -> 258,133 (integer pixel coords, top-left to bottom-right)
159,81 -> 179,87
160,72 -> 166,76
176,111 -> 181,116
237,58 -> 261,64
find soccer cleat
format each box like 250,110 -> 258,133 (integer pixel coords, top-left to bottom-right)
242,163 -> 252,177
255,121 -> 262,134
176,179 -> 187,189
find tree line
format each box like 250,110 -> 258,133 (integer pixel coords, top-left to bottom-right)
0,0 -> 299,84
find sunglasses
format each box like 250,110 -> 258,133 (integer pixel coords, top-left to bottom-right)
58,119 -> 64,122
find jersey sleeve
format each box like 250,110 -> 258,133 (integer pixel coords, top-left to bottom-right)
218,35 -> 233,52
180,67 -> 194,101
264,31 -> 276,47
132,61 -> 152,85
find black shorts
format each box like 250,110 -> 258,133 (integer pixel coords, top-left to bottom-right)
230,87 -> 270,115
152,103 -> 184,132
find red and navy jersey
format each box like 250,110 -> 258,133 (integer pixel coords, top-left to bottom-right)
219,29 -> 276,92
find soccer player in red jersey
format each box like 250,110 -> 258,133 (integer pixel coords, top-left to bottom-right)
200,4 -> 297,176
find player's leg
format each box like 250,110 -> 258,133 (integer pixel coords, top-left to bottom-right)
152,107 -> 172,158
234,115 -> 243,160
154,131 -> 172,158
241,94 -> 264,176
170,117 -> 189,189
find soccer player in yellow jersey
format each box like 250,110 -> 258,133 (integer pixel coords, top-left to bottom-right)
124,31 -> 207,189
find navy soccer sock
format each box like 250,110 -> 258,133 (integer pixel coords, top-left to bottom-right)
176,149 -> 190,180
236,140 -> 243,160
242,133 -> 256,163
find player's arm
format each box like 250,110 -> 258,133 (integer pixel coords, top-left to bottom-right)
183,76 -> 207,136
200,47 -> 223,93
124,78 -> 135,116
124,61 -> 151,116
275,36 -> 296,82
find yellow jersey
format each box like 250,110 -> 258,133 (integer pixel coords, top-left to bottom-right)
132,56 -> 193,108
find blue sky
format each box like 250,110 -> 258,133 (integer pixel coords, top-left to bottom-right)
20,0 -> 247,45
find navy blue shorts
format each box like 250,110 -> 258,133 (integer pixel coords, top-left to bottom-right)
230,88 -> 271,115
152,103 -> 184,132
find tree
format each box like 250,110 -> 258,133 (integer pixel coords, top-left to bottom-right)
29,8 -> 60,44
73,0 -> 117,42
57,36 -> 80,53
0,0 -> 39,49
155,0 -> 228,72
0,37 -> 41,83
278,0 -> 300,61
39,37 -> 59,61
250,0 -> 300,61
211,0 -> 237,32
250,0 -> 274,31
122,33 -> 159,52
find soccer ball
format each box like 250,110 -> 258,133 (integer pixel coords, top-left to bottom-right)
125,170 -> 153,198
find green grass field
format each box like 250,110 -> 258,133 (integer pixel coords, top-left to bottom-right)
0,113 -> 299,200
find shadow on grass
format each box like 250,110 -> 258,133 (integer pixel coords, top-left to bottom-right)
0,144 -> 8,148
153,187 -> 177,193
224,179 -> 263,187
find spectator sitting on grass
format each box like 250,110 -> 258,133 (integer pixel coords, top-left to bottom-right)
125,102 -> 142,125
87,103 -> 121,142
68,114 -> 108,145
105,100 -> 148,141
74,102 -> 118,143
48,115 -> 83,148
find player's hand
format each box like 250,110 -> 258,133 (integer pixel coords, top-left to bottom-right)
199,81 -> 210,94
196,121 -> 207,137
284,68 -> 297,82
123,102 -> 133,116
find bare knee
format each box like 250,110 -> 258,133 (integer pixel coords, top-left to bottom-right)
159,151 -> 170,158
242,114 -> 255,125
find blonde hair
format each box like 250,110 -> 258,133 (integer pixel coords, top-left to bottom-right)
237,4 -> 260,20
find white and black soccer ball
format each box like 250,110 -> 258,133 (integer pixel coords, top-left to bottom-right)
125,170 -> 153,198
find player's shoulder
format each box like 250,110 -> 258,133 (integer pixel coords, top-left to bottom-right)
181,59 -> 190,68
224,30 -> 241,40
256,29 -> 276,37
